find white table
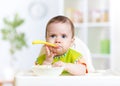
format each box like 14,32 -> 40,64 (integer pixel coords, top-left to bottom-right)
14,70 -> 120,86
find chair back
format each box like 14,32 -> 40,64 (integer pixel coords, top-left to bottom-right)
71,37 -> 95,72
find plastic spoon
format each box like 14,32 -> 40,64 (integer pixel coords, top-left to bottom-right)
32,40 -> 56,47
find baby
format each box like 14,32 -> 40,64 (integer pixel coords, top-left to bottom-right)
35,15 -> 88,75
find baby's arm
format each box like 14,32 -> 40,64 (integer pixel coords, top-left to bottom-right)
64,62 -> 87,75
53,58 -> 87,75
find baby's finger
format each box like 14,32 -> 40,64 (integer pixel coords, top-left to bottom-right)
45,46 -> 50,55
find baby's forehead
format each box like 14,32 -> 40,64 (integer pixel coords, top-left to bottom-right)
46,22 -> 74,35
49,21 -> 71,26
47,22 -> 71,29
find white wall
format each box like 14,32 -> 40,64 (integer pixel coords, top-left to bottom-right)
0,0 -> 62,73
110,0 -> 120,71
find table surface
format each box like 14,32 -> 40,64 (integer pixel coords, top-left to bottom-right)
14,70 -> 120,86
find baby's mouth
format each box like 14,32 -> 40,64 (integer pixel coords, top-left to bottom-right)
55,45 -> 63,49
54,47 -> 61,51
55,46 -> 65,53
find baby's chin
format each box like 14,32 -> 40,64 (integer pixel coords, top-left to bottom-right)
55,50 -> 67,56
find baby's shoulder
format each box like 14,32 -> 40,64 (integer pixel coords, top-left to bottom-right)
68,48 -> 82,56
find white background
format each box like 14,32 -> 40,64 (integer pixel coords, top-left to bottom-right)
0,0 -> 62,74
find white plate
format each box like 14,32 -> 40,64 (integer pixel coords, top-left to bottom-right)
32,65 -> 64,76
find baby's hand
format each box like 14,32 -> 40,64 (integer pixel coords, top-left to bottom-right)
43,45 -> 56,64
52,61 -> 66,67
46,46 -> 54,58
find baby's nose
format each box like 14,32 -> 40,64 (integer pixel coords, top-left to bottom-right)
55,41 -> 61,43
55,38 -> 61,43
55,40 -> 61,43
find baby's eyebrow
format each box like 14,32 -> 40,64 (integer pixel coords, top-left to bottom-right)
61,32 -> 67,35
48,33 -> 56,35
62,34 -> 67,36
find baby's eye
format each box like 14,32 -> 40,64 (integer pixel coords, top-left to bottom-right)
50,35 -> 56,38
62,35 -> 66,38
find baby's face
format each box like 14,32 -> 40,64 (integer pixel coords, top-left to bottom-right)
46,22 -> 74,55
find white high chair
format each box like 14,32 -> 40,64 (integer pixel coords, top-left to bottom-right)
71,37 -> 95,72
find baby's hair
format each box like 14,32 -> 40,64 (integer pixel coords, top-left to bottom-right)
45,15 -> 75,38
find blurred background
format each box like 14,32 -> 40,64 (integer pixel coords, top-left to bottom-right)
0,0 -> 120,86
0,0 -> 64,85
0,0 -> 62,70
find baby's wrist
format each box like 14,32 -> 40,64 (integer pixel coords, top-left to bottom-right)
43,60 -> 52,65
64,63 -> 71,71
44,58 -> 53,64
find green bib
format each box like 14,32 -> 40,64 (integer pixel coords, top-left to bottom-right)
35,48 -> 83,75
36,48 -> 82,65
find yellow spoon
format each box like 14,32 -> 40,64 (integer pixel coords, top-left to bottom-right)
32,40 -> 56,47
